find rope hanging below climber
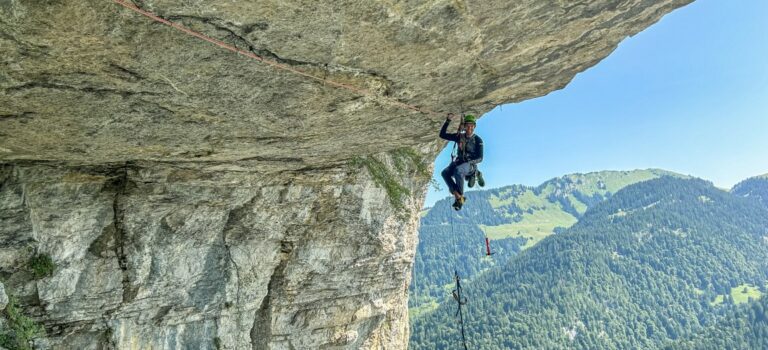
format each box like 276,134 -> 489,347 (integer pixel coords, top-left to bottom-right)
452,269 -> 470,350
447,212 -> 471,350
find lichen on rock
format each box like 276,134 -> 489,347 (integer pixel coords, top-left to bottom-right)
0,282 -> 8,311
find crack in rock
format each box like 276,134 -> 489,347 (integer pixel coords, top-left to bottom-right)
110,163 -> 137,304
250,239 -> 292,350
5,81 -> 160,98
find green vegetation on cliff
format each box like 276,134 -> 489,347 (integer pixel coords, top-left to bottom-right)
28,254 -> 55,279
351,148 -> 430,211
0,294 -> 45,350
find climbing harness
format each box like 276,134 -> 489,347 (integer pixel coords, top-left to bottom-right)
112,0 -> 441,117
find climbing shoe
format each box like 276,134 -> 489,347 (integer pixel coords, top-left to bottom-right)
452,195 -> 465,211
477,170 -> 485,187
467,174 -> 476,188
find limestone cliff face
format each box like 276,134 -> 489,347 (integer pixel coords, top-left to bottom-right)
1,1 -> 691,349
1,156 -> 431,349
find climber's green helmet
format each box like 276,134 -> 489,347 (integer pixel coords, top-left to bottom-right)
463,114 -> 477,124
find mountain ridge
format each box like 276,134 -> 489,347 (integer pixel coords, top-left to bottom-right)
731,174 -> 768,208
410,169 -> 686,318
411,176 -> 768,349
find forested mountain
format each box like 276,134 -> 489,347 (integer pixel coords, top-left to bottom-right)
410,177 -> 768,350
668,174 -> 768,350
410,170 -> 677,315
732,174 -> 768,208
667,295 -> 768,350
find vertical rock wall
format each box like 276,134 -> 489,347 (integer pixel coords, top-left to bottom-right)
0,145 -> 435,349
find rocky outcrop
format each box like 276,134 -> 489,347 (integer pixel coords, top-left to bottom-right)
0,153 -> 432,349
1,0 -> 692,349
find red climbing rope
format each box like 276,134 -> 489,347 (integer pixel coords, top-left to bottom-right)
113,0 -> 441,116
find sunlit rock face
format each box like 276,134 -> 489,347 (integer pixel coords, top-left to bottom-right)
1,0 -> 691,349
1,158 -> 430,349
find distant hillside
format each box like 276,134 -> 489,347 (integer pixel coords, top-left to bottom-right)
732,174 -> 768,208
410,170 -> 680,315
424,169 -> 681,247
411,177 -> 768,350
668,295 -> 768,350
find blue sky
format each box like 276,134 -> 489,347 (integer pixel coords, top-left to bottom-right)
425,0 -> 768,207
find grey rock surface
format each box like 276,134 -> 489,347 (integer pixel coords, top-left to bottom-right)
1,156 -> 432,349
0,0 -> 690,166
0,0 -> 692,349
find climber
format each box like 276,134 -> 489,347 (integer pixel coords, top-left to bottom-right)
439,113 -> 485,210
